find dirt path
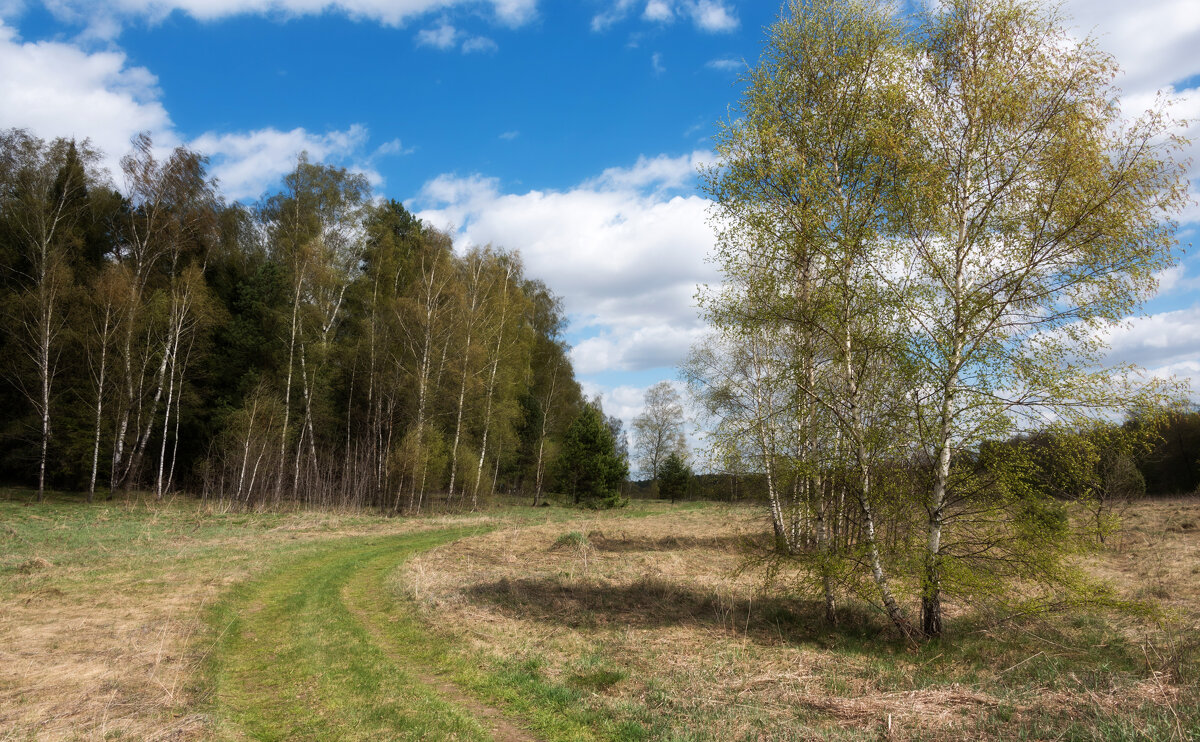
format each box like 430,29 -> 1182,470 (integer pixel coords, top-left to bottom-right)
207,527 -> 540,741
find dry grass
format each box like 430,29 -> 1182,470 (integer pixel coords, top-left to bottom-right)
407,498 -> 1200,740
3,493 -> 1196,740
0,492 -> 504,741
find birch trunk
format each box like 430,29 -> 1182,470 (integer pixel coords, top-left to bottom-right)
472,265 -> 512,509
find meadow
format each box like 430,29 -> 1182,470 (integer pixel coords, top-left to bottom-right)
1,490 -> 1197,740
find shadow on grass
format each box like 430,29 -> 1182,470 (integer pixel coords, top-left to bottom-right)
464,574 -> 900,650
583,531 -> 761,554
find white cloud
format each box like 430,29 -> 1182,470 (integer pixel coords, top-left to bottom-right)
373,137 -> 414,157
579,381 -> 653,432
684,0 -> 736,32
585,149 -> 712,192
590,0 -> 636,31
414,154 -> 719,375
705,56 -> 740,72
26,0 -> 538,37
643,0 -> 672,23
591,0 -> 735,33
651,50 -> 665,75
1155,265 -> 1186,295
1062,0 -> 1199,228
498,130 -> 519,140
572,323 -> 708,374
418,171 -> 499,209
0,20 -> 174,179
416,19 -> 497,52
416,20 -> 459,48
1103,307 -> 1200,372
190,125 -> 377,200
1063,0 -> 1198,99
0,20 -> 388,200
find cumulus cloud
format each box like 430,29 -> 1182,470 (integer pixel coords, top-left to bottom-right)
572,323 -> 708,374
414,153 -> 719,375
0,20 -> 390,200
23,0 -> 538,37
0,20 -> 174,179
191,125 -> 381,200
416,20 -> 459,48
1069,1 -> 1200,401
1103,307 -> 1200,371
1063,0 -> 1198,98
643,0 -> 672,23
1062,0 -> 1199,228
591,0 -> 736,33
685,0 -> 737,32
583,383 -> 650,424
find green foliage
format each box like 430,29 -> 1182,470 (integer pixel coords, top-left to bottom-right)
694,0 -> 1191,639
0,131 -> 587,508
1028,419 -> 1157,543
657,451 -> 691,503
551,530 -> 591,550
555,402 -> 628,508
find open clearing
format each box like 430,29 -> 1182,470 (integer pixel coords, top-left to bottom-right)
1,492 -> 1198,740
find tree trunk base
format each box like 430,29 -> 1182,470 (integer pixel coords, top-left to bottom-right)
922,594 -> 943,638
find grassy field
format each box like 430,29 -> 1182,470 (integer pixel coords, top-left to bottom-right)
1,489 -> 1197,740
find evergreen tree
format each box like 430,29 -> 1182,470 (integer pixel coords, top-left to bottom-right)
657,451 -> 691,503
556,402 -> 627,508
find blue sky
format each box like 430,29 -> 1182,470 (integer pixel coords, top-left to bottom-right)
1,0 -> 1197,448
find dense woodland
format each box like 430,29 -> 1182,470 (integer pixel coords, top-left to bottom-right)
0,129 -> 609,511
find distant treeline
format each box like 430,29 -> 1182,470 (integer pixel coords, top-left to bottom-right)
637,409 -> 1200,504
0,129 -> 594,510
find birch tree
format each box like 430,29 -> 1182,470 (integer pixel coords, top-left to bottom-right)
112,135 -> 216,492
0,132 -> 98,501
632,381 -> 687,483
260,156 -> 368,501
895,0 -> 1189,637
697,0 -> 917,634
86,264 -> 130,501
694,0 -> 1189,639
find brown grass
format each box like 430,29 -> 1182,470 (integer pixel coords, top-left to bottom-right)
0,496 -> 501,741
406,498 -> 1200,740
4,495 -> 1196,740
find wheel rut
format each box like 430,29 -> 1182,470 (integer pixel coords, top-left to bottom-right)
209,527 -> 541,741
341,541 -> 539,742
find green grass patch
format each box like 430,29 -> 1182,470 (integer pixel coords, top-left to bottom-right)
204,525 -> 659,740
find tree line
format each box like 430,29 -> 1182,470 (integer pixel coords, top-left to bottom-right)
0,129 -> 629,511
686,0 -> 1191,639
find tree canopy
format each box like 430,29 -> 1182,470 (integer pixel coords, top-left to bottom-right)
632,381 -> 687,482
556,400 -> 629,509
0,129 -> 589,511
690,0 -> 1190,639
657,450 -> 692,503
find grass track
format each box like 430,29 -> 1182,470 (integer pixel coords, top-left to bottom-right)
208,527 -> 508,740
207,526 -> 649,741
